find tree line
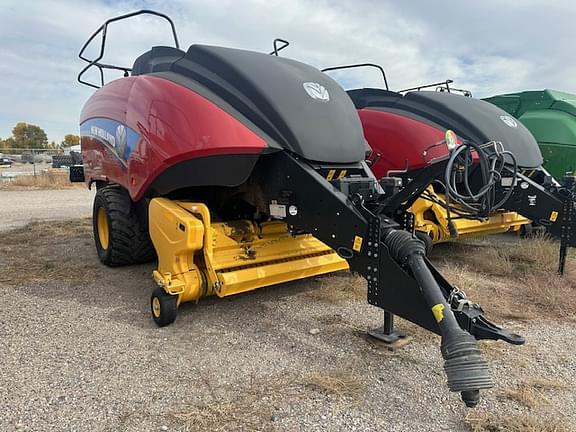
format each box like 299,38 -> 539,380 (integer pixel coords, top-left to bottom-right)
0,122 -> 79,150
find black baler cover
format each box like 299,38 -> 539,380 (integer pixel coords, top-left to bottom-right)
348,88 -> 543,169
133,45 -> 367,164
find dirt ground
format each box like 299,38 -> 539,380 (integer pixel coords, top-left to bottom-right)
1,191 -> 575,431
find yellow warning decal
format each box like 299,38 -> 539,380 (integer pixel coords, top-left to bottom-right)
550,211 -> 559,222
326,169 -> 336,181
353,235 -> 363,252
337,170 -> 347,179
431,304 -> 445,323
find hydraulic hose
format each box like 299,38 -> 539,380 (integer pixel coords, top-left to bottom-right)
384,230 -> 493,407
441,140 -> 518,221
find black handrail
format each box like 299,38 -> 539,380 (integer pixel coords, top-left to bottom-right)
77,10 -> 180,89
321,63 -> 389,90
269,38 -> 290,56
399,80 -> 454,93
399,80 -> 473,97
447,87 -> 473,97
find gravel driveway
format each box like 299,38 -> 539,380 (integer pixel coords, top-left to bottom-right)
0,211 -> 574,431
0,188 -> 95,231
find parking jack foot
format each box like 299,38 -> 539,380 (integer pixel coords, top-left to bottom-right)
368,311 -> 412,350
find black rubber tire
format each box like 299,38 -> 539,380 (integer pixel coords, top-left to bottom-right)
92,184 -> 156,266
415,231 -> 434,255
151,287 -> 177,327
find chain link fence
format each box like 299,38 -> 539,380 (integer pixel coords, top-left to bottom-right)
0,148 -> 81,181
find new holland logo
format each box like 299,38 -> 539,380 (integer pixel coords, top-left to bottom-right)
500,115 -> 518,128
303,82 -> 330,102
115,124 -> 128,160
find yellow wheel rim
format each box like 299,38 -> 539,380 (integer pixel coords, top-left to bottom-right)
97,207 -> 110,250
152,297 -> 161,318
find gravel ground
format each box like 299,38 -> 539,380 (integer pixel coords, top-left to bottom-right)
0,188 -> 94,231
0,215 -> 575,431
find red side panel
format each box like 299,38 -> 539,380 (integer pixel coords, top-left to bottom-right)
80,75 -> 267,200
359,109 -> 455,178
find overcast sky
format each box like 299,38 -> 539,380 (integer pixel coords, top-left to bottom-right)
1,0 -> 574,143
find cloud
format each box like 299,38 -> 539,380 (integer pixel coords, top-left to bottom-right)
0,0 -> 574,142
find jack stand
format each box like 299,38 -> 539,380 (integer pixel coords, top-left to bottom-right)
559,175 -> 576,275
368,311 -> 411,349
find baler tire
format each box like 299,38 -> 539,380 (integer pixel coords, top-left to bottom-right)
92,185 -> 155,266
151,288 -> 177,327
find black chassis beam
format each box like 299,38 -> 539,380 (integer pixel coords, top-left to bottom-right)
495,171 -> 576,273
495,172 -> 576,247
384,160 -> 576,263
253,151 -> 521,344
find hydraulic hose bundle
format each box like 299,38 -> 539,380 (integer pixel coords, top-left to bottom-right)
422,139 -> 518,237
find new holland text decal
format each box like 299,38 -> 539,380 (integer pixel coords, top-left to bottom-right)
80,118 -> 139,167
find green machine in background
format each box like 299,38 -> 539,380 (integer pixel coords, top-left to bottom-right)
485,90 -> 576,178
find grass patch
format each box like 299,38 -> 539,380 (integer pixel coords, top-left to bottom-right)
499,377 -> 571,409
303,369 -> 364,398
0,170 -> 80,190
525,377 -> 571,391
305,273 -> 366,304
174,397 -> 275,431
433,232 -> 558,277
172,370 -> 363,431
0,218 -> 98,285
465,411 -> 571,432
500,384 -> 544,409
437,262 -> 484,293
432,234 -> 576,321
478,340 -> 509,360
172,375 -> 291,431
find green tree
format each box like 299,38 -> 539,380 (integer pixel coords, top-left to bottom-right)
62,134 -> 80,147
0,137 -> 15,150
11,122 -> 48,149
